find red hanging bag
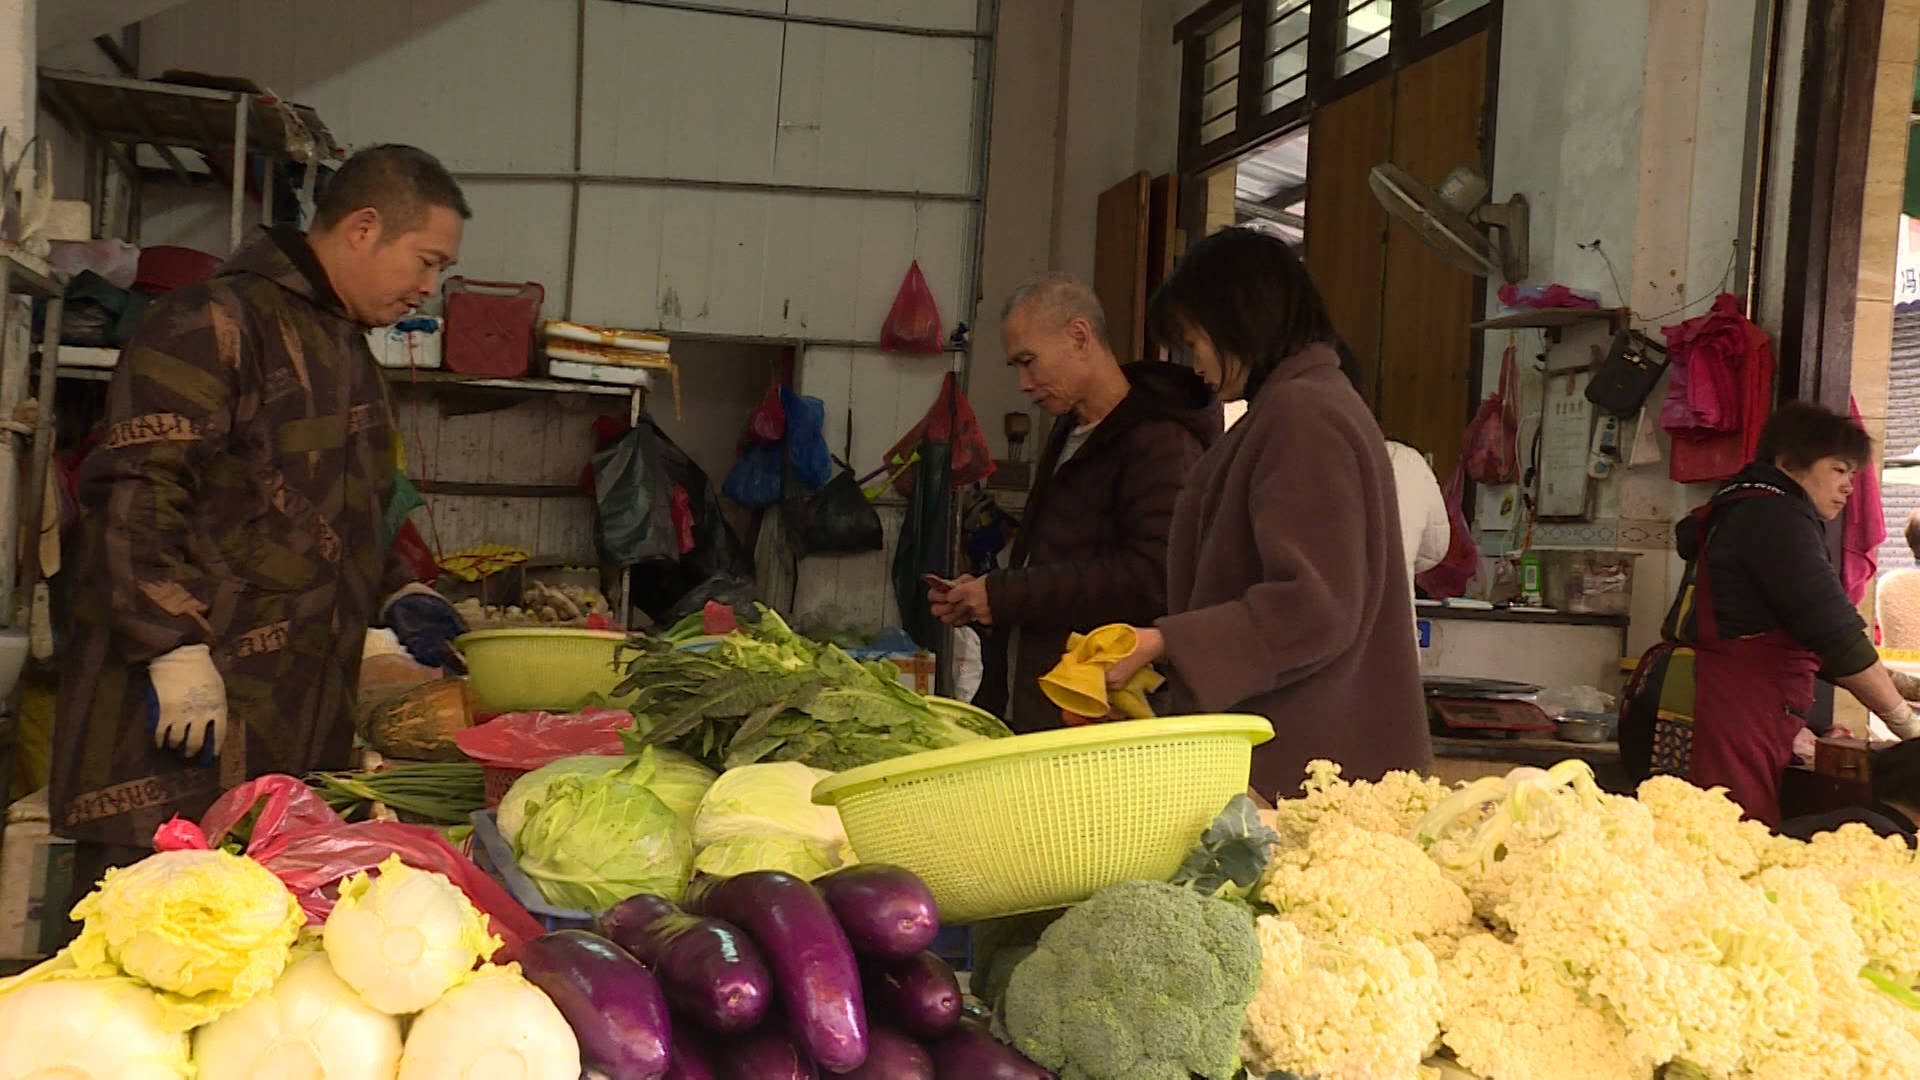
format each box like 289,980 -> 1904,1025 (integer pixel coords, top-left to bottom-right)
879,261 -> 945,355
1463,339 -> 1521,485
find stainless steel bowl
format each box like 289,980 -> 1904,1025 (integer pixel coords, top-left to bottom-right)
1555,716 -> 1611,744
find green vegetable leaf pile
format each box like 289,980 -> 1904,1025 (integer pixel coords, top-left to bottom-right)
617,605 -> 1013,772
1172,794 -> 1281,898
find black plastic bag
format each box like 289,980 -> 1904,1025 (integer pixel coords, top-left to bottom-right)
592,423 -> 678,566
891,439 -> 954,652
625,421 -> 757,627
784,468 -> 883,555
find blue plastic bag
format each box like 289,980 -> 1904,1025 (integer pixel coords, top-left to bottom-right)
782,387 -> 832,493
722,441 -> 786,509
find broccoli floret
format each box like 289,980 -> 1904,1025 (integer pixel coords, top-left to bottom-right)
999,879 -> 1261,1080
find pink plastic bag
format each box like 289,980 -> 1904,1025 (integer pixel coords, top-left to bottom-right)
188,776 -> 544,959
453,707 -> 635,771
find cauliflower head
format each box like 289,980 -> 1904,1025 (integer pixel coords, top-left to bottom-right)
1259,821 -> 1473,947
1270,760 -> 1453,849
1772,824 -> 1920,984
1240,916 -> 1443,1080
999,880 -> 1259,1080
1438,932 -> 1652,1080
1635,775 -> 1777,881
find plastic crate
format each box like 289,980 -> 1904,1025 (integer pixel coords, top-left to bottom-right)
468,810 -> 595,932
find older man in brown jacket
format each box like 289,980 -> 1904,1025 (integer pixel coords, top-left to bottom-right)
933,274 -> 1220,731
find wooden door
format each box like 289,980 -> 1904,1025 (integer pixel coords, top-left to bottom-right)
1377,33 -> 1489,478
1304,80 -> 1394,409
1094,171 -> 1152,360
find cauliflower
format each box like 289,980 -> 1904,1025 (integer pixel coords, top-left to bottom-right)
1270,760 -> 1453,848
1438,932 -> 1652,1080
1770,824 -> 1920,984
1258,821 -> 1473,948
998,880 -> 1259,1080
1240,916 -> 1443,1080
1635,775 -> 1776,881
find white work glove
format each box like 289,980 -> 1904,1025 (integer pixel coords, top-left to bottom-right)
148,644 -> 228,758
1877,700 -> 1920,742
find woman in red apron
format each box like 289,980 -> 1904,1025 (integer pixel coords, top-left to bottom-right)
1673,403 -> 1917,826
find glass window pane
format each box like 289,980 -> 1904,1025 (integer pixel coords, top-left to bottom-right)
1263,50 -> 1308,90
1263,74 -> 1306,114
1267,2 -> 1310,54
1203,44 -> 1241,91
1201,112 -> 1237,144
1202,80 -> 1238,125
1338,0 -> 1391,75
1204,17 -> 1241,58
1421,0 -> 1487,33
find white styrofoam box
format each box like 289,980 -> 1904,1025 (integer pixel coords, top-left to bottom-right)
367,320 -> 444,370
546,357 -> 653,387
58,345 -> 120,369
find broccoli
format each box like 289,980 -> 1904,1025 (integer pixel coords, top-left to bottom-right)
999,879 -> 1261,1080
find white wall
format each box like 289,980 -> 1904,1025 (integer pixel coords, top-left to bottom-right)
1481,0 -> 1762,654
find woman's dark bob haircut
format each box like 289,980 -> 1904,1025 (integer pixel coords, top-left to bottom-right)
1146,226 -> 1343,400
1754,401 -> 1873,472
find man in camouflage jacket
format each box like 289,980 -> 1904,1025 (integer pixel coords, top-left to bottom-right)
53,146 -> 471,857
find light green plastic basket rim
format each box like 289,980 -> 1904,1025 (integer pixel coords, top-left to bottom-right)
811,714 -> 1273,806
455,628 -> 631,646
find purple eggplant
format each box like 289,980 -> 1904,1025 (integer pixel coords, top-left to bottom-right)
663,1023 -> 721,1080
931,1020 -> 1054,1080
622,911 -> 773,1032
718,1029 -> 817,1080
840,1027 -> 933,1080
598,893 -> 680,958
518,930 -> 673,1079
684,871 -> 868,1072
862,951 -> 961,1040
815,865 -> 940,959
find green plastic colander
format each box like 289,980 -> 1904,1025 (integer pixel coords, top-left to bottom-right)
812,715 -> 1273,924
456,628 -> 636,713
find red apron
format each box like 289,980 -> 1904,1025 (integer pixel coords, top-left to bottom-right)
1682,495 -> 1822,826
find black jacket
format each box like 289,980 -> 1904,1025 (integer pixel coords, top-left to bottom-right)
976,362 -> 1221,731
1671,461 -> 1877,679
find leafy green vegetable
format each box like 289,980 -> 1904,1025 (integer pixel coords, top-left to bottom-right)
1172,794 -> 1282,898
615,604 -> 1012,772
513,755 -> 695,910
689,762 -> 852,880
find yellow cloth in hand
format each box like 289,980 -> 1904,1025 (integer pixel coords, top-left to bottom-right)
1040,625 -> 1165,720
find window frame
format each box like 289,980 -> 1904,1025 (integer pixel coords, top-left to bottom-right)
1174,0 -> 1499,175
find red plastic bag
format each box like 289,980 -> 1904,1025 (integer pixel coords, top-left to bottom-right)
745,384 -> 786,444
193,776 -> 544,958
391,519 -> 440,583
879,261 -> 945,355
1415,464 -> 1481,599
1463,341 -> 1520,485
881,373 -> 995,495
453,707 -> 634,771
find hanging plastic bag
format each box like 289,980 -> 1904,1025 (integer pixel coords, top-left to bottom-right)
1415,464 -> 1480,599
746,384 -> 786,444
1463,339 -> 1520,485
881,373 -> 995,496
593,422 -> 679,565
191,775 -> 545,959
723,441 -> 786,509
784,467 -> 884,555
879,260 -> 945,355
781,387 -> 833,493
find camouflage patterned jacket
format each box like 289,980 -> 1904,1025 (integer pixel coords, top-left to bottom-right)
53,227 -> 413,845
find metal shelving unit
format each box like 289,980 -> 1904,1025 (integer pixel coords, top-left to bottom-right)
37,68 -> 345,249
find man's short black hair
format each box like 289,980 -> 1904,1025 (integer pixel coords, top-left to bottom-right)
1753,401 -> 1873,471
1146,226 -> 1341,400
313,144 -> 472,235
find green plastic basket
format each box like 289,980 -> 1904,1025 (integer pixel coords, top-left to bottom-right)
456,628 -> 636,713
812,715 -> 1272,924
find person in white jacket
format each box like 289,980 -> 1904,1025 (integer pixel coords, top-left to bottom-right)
1387,441 -> 1451,624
